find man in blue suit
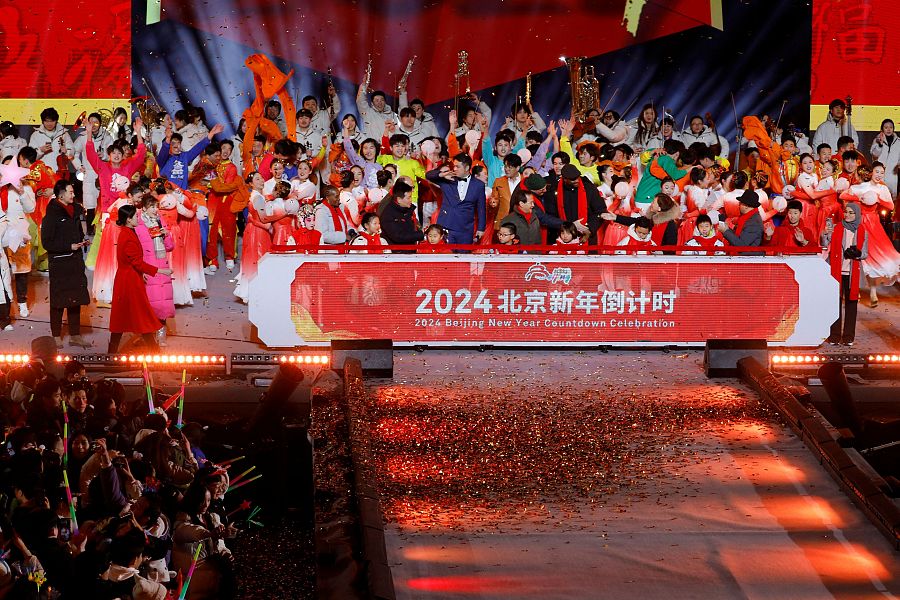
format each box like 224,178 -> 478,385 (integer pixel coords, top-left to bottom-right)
426,153 -> 486,246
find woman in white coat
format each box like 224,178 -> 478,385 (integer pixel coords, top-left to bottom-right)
0,159 -> 36,318
870,118 -> 899,199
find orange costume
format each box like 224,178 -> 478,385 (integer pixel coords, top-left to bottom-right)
206,160 -> 242,267
24,160 -> 58,225
241,54 -> 297,170
741,116 -> 791,194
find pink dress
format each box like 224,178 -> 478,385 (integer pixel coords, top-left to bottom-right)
848,182 -> 899,286
233,191 -> 272,303
85,139 -> 147,214
135,215 -> 175,320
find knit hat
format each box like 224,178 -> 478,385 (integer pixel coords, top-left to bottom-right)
560,164 -> 581,180
524,174 -> 547,191
738,190 -> 760,208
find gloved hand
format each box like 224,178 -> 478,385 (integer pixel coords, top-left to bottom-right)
843,245 -> 862,260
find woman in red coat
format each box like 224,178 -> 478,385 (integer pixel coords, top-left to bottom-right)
108,204 -> 173,353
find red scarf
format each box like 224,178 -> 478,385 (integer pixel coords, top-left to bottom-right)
690,234 -> 721,248
556,177 -> 587,222
324,202 -> 347,233
418,240 -> 451,254
650,223 -> 668,246
358,232 -> 382,246
828,221 -> 866,301
734,209 -> 756,236
515,207 -> 533,224
625,236 -> 655,250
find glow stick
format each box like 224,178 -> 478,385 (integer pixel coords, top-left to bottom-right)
218,456 -> 245,468
142,361 -> 153,414
61,400 -> 69,468
62,471 -> 78,535
178,543 -> 203,600
229,466 -> 255,487
176,370 -> 186,428
227,473 -> 262,492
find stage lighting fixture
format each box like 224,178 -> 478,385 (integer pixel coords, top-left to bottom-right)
0,354 -> 30,365
770,353 -> 900,368
231,353 -> 331,367
56,354 -> 227,368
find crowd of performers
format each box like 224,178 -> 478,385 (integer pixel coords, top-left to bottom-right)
0,83 -> 898,349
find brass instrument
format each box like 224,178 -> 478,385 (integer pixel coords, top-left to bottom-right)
397,56 -> 416,92
565,57 -> 600,121
363,55 -> 373,93
525,72 -> 532,105
97,108 -> 115,130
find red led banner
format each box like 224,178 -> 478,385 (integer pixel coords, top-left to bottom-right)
0,0 -> 131,123
249,255 -> 837,348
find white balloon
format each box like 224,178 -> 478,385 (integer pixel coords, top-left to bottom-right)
614,181 -> 630,198
516,148 -> 532,163
420,140 -> 436,156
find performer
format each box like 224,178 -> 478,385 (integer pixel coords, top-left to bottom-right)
677,167 -> 715,245
615,216 -> 658,255
349,213 -> 390,253
206,144 -> 242,273
769,200 -> 815,249
107,204 -> 172,353
86,118 -> 147,217
289,204 -> 322,249
634,140 -> 688,209
790,154 -> 828,239
870,119 -> 898,199
40,181 -> 91,349
135,197 -> 175,346
234,172 -> 273,303
626,104 -> 659,153
600,180 -> 637,249
842,164 -> 899,307
356,85 -> 397,141
155,184 -> 198,306
0,159 -> 36,318
683,214 -> 725,255
822,203 -> 867,345
812,99 -> 858,151
28,108 -> 72,171
315,185 -> 349,246
71,113 -> 113,229
91,184 -> 144,306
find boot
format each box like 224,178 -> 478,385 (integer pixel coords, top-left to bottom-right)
156,326 -> 168,347
55,336 -> 65,349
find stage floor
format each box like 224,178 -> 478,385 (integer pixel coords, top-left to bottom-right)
365,351 -> 900,600
2,260 -> 898,355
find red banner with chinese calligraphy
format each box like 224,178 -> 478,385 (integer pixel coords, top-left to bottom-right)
249,254 -> 837,348
0,0 -> 131,124
811,0 -> 900,130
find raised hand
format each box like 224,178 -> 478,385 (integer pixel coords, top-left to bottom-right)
448,110 -> 458,128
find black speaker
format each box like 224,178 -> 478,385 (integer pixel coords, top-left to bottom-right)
704,339 -> 768,378
331,339 -> 393,378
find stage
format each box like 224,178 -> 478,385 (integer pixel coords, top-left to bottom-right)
366,350 -> 900,599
